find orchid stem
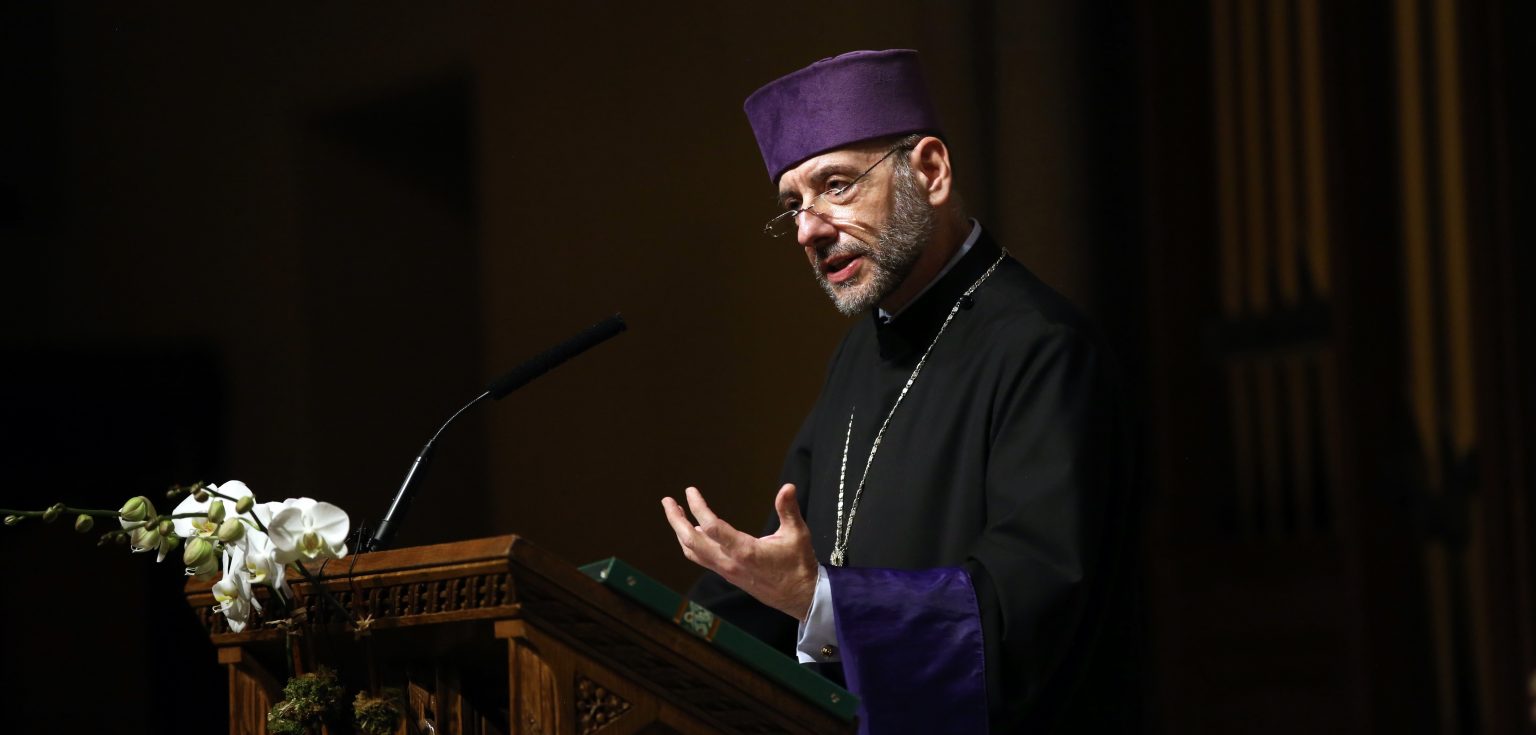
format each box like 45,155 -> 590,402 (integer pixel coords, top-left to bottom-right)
0,508 -> 218,520
0,507 -> 122,518
207,488 -> 267,533
288,560 -> 359,629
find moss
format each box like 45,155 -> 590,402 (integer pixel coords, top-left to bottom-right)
265,700 -> 307,735
353,688 -> 405,735
268,667 -> 350,733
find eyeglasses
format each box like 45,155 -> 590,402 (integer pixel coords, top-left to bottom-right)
763,146 -> 907,239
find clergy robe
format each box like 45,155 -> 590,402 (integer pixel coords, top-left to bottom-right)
693,230 -> 1140,734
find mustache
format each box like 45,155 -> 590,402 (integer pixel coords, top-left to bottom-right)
815,239 -> 875,264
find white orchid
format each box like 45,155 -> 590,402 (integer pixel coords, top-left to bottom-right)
236,527 -> 290,598
212,568 -> 256,633
250,500 -> 287,530
171,481 -> 254,539
266,498 -> 350,564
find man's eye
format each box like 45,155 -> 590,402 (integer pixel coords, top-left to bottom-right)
823,183 -> 855,203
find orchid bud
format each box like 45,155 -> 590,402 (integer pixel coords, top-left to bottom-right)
112,530 -> 129,544
158,519 -> 174,536
183,537 -> 215,568
3,515 -> 20,526
75,514 -> 95,533
120,496 -> 152,522
42,503 -> 64,523
194,490 -> 210,503
207,501 -> 227,524
135,527 -> 162,551
164,535 -> 182,551
235,496 -> 254,515
218,519 -> 245,543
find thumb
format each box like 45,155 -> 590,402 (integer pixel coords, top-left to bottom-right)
774,483 -> 806,532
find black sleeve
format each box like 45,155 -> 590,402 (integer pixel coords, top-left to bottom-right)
965,325 -> 1139,732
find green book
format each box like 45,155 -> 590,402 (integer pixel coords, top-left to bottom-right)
579,557 -> 859,722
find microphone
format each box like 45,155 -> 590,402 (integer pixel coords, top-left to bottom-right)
365,313 -> 628,552
485,314 -> 628,399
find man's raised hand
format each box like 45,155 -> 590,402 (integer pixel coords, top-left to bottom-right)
661,484 -> 818,621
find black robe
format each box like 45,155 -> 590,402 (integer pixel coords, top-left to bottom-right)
693,230 -> 1140,733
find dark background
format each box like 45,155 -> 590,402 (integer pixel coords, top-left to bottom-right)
1,2 -> 1531,733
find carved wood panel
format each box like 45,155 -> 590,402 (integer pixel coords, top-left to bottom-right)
575,675 -> 631,735
219,647 -> 282,735
190,537 -> 855,735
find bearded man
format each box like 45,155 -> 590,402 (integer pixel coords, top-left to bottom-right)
661,50 -> 1138,734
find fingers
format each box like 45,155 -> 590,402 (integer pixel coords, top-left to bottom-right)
662,493 -> 728,567
774,483 -> 806,533
686,486 -> 748,549
684,487 -> 720,527
660,496 -> 696,541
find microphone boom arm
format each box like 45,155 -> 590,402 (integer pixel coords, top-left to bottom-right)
362,313 -> 626,552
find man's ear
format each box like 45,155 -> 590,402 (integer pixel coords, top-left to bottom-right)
909,136 -> 954,207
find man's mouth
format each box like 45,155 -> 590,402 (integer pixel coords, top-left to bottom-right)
822,253 -> 864,284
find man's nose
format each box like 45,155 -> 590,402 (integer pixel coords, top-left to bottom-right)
795,209 -> 838,249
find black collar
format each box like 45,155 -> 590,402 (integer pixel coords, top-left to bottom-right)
872,230 -> 1004,362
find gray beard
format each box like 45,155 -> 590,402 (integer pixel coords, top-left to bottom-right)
812,167 -> 936,316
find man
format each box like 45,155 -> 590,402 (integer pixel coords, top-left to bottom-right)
661,50 -> 1137,734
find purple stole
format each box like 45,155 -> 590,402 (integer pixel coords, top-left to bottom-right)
825,566 -> 989,734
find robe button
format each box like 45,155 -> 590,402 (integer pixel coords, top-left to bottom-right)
820,644 -> 838,659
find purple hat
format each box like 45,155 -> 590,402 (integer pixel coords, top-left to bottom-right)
744,49 -> 942,183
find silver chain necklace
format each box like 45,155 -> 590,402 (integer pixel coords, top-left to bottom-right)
829,248 -> 1008,567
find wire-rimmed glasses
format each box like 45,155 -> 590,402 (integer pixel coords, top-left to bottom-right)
762,146 -> 906,238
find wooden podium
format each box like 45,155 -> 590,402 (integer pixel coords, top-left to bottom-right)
184,535 -> 854,735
